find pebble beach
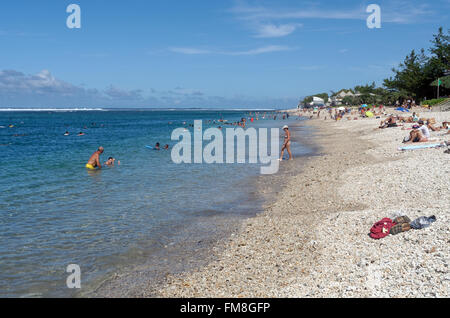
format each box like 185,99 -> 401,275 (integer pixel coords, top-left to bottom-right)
153,108 -> 450,298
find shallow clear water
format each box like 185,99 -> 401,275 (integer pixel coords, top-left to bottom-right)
0,109 -> 309,297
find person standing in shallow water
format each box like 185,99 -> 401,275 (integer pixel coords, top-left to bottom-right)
86,147 -> 104,170
279,125 -> 293,161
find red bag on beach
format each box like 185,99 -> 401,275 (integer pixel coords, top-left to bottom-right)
369,218 -> 395,239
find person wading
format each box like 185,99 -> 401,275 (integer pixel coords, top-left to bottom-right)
279,125 -> 293,161
86,146 -> 104,170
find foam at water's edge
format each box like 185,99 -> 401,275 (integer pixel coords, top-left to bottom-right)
0,108 -> 105,112
0,108 -> 278,112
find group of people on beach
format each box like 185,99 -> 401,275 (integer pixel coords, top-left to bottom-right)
377,113 -> 449,143
298,104 -> 449,150
300,105 -> 387,121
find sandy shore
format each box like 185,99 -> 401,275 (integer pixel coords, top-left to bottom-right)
154,109 -> 449,298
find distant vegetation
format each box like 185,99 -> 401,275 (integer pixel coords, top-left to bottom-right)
423,98 -> 448,106
302,27 -> 450,106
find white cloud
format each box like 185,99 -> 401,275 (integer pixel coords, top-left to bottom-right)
230,0 -> 438,25
298,65 -> 326,71
231,2 -> 366,22
0,69 -> 89,97
254,23 -> 302,38
0,69 -> 299,108
224,45 -> 292,55
169,47 -> 211,55
104,85 -> 143,100
170,87 -> 204,96
0,69 -> 142,106
169,45 -> 293,56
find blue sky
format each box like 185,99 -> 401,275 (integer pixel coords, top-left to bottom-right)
0,0 -> 449,108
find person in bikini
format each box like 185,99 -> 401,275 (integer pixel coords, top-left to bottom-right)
279,125 -> 293,161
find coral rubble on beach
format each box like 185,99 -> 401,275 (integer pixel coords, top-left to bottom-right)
155,109 -> 449,298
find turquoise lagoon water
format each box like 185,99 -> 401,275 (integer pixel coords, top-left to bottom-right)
0,109 -> 311,297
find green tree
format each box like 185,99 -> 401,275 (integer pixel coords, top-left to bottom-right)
383,49 -> 431,100
341,96 -> 356,105
354,82 -> 377,95
429,27 -> 450,70
383,27 -> 450,101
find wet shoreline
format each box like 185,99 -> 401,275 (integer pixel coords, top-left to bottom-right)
92,118 -> 317,297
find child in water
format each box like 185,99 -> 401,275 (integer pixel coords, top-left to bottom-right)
105,157 -> 120,166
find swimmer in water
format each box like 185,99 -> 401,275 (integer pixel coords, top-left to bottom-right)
105,157 -> 114,166
78,132 -> 85,136
64,131 -> 70,136
279,125 -> 293,161
86,147 -> 104,170
155,142 -> 161,150
163,144 -> 169,150
105,157 -> 120,166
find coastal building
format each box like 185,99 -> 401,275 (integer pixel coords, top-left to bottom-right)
329,89 -> 356,106
328,89 -> 376,106
310,96 -> 325,106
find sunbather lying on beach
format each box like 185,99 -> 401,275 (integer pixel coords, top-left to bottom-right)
397,112 -> 418,124
427,122 -> 442,131
379,116 -> 398,129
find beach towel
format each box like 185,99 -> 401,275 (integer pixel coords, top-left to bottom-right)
398,143 -> 444,151
370,218 -> 395,239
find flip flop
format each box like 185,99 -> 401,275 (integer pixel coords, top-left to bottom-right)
390,223 -> 411,235
393,216 -> 411,224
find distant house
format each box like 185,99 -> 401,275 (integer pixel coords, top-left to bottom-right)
329,89 -> 376,106
329,89 -> 355,106
310,96 -> 325,106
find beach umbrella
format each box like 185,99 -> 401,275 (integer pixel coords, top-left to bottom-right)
362,104 -> 368,108
337,106 -> 346,111
365,111 -> 374,118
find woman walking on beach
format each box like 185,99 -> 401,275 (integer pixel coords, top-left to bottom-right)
279,125 -> 293,161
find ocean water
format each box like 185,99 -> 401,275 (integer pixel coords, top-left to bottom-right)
0,109 -> 310,297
